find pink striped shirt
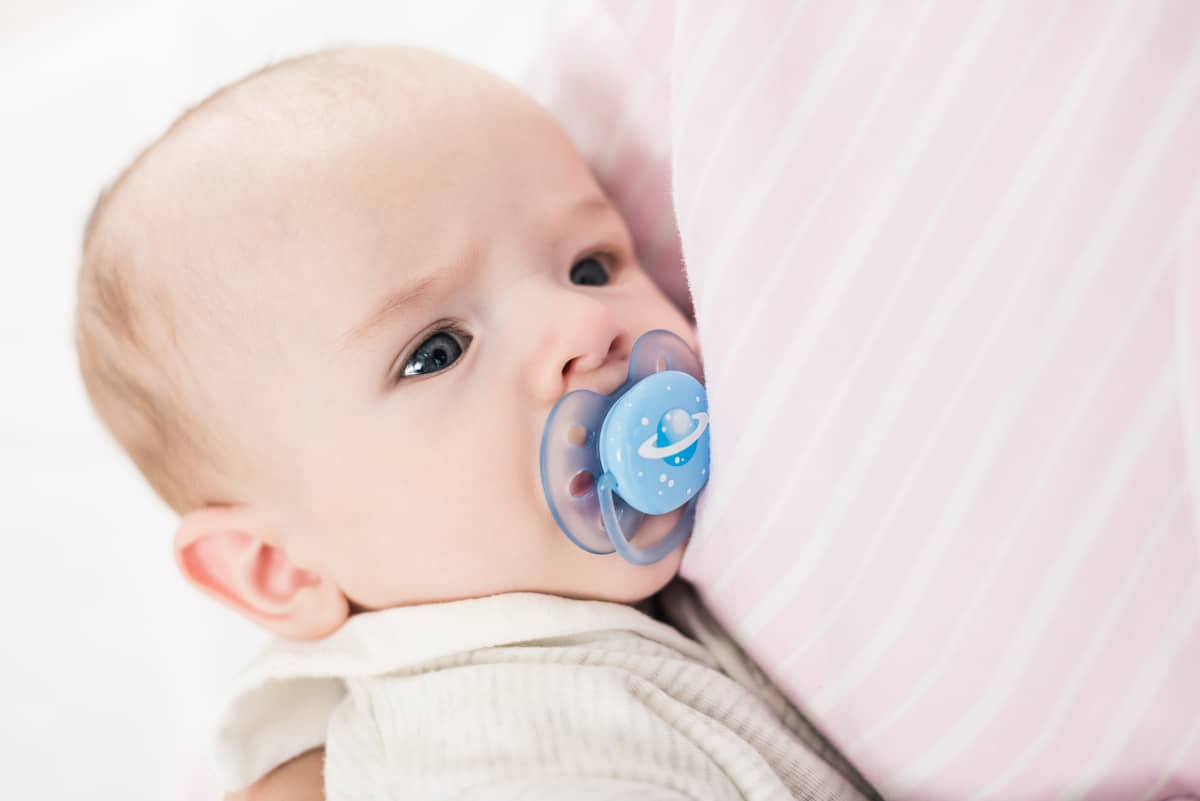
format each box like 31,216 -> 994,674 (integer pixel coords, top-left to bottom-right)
529,2 -> 1200,799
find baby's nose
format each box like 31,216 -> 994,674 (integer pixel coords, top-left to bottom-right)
525,296 -> 631,405
560,330 -> 624,382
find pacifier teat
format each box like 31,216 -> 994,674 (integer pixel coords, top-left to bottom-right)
539,329 -> 711,565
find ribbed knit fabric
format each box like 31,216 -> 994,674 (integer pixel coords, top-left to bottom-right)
214,580 -> 876,800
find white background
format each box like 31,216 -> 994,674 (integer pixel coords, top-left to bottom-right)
0,3 -> 551,797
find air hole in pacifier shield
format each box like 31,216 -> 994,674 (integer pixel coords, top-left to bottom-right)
568,470 -> 595,498
565,424 -> 589,447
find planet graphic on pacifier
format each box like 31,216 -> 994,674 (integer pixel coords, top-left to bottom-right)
539,329 -> 711,566
639,408 -> 709,467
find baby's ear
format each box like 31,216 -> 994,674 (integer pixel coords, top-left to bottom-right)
174,505 -> 348,640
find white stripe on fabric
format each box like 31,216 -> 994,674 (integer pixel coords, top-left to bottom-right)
669,1 -> 745,136
699,0 -> 1064,573
728,0 -> 1132,616
967,482 -> 1189,801
811,3 -> 1196,729
700,0 -> 1009,553
734,0 -> 1073,639
763,0 -> 1166,657
679,0 -> 870,240
704,0 -> 937,391
823,208 -> 1190,750
1177,193 -> 1200,564
1055,579 -> 1200,801
880,364 -> 1178,799
691,0 -> 888,319
782,203 -> 1183,676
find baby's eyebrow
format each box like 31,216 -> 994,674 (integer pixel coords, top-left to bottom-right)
337,194 -> 611,350
570,193 -> 613,219
339,274 -> 441,348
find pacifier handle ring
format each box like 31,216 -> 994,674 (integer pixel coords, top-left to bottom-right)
595,472 -> 695,566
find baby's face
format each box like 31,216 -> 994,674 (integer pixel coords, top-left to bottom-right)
166,53 -> 696,609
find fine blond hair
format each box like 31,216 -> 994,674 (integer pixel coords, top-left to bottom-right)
74,50 -> 359,513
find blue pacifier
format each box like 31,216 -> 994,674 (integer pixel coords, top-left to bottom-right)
539,329 -> 711,565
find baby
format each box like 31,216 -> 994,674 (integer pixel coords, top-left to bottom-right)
75,46 -> 875,800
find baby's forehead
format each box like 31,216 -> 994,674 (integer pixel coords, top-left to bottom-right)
125,51 -> 504,263
120,50 -> 582,342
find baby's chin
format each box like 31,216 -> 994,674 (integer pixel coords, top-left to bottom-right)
556,513 -> 688,605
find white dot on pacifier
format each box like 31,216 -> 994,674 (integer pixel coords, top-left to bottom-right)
641,417 -> 649,426
637,471 -> 644,477
668,480 -> 675,488
658,490 -> 663,496
626,401 -> 632,408
667,385 -> 672,391
695,396 -> 700,402
659,473 -> 667,483
616,451 -> 622,463
701,468 -> 707,475
686,488 -> 693,495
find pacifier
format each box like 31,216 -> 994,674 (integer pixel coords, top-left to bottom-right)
540,329 -> 711,565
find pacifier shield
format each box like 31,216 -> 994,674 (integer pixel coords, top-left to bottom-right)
540,387 -> 645,554
539,329 -> 710,563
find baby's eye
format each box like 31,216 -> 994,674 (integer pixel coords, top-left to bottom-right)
570,256 -> 611,286
401,328 -> 470,378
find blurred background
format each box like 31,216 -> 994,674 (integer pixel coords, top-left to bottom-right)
0,2 -> 552,797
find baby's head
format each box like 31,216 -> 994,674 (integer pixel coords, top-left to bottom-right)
75,46 -> 696,639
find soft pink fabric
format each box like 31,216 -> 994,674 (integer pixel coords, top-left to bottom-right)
522,3 -> 690,320
532,2 -> 1200,800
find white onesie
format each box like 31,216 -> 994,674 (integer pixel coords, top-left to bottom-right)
214,579 -> 877,800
